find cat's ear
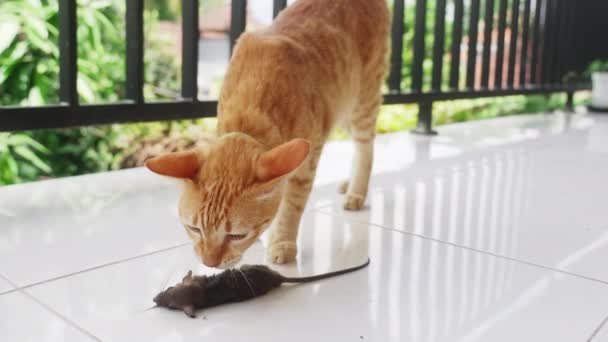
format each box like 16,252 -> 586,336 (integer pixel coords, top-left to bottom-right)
256,139 -> 311,182
145,151 -> 200,179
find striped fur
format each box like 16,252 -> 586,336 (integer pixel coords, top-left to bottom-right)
147,0 -> 390,266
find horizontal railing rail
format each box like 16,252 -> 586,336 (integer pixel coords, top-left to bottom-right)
0,0 -> 592,133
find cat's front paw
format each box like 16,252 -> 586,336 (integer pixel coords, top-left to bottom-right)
267,241 -> 297,264
343,192 -> 366,211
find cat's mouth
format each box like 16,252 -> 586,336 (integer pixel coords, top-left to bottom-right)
218,255 -> 242,269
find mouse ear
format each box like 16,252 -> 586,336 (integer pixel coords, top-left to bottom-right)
183,304 -> 196,318
182,270 -> 193,283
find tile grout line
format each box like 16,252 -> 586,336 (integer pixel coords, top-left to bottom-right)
11,242 -> 190,292
0,242 -> 190,342
311,208 -> 608,287
587,313 -> 608,342
0,272 -> 18,295
0,271 -> 103,341
19,289 -> 104,342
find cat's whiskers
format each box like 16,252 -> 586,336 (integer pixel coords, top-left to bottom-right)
159,262 -> 184,292
229,269 -> 237,287
237,269 -> 256,297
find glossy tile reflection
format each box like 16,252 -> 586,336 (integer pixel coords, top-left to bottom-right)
0,291 -> 96,341
318,114 -> 608,282
26,211 -> 608,342
1,112 -> 608,341
0,169 -> 188,286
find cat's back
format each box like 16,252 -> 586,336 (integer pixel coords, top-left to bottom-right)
270,0 -> 390,62
272,0 -> 389,32
224,0 -> 389,91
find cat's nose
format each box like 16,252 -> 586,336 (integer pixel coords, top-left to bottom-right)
202,257 -> 221,268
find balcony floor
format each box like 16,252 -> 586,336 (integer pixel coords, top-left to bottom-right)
1,111 -> 608,341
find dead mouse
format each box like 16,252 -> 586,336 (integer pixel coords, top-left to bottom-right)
153,258 -> 370,318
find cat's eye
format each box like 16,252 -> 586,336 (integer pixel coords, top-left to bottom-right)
226,233 -> 247,242
185,225 -> 201,235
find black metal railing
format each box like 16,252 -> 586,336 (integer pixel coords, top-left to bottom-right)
0,0 -> 593,133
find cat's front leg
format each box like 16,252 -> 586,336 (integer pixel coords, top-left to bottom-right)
267,146 -> 322,264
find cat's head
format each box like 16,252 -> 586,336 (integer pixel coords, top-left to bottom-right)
145,133 -> 310,268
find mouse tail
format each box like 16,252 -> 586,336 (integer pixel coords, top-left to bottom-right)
281,258 -> 370,283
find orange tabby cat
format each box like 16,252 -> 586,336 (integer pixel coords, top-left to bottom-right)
145,0 -> 390,268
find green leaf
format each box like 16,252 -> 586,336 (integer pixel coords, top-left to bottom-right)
7,41 -> 28,61
6,155 -> 19,176
7,134 -> 48,153
77,76 -> 96,103
25,86 -> 44,106
0,20 -> 20,54
13,145 -> 51,173
26,16 -> 48,40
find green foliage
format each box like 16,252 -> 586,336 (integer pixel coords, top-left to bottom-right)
1,0 -> 578,186
0,0 -> 179,106
399,0 -> 455,91
0,0 -> 59,105
376,93 -> 581,134
145,0 -> 225,20
146,0 -> 179,20
29,126 -> 121,178
0,0 -> 129,105
0,133 -> 51,185
586,60 -> 608,76
0,0 -> 181,184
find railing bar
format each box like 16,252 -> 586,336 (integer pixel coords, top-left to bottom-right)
230,0 -> 247,56
542,0 -> 553,85
0,102 -> 219,132
181,0 -> 199,101
383,83 -> 589,103
412,0 -> 428,92
466,0 -> 481,89
1,82 -> 593,132
494,0 -> 508,88
549,0 -> 562,85
530,0 -> 542,85
449,0 -> 464,90
432,0 -> 447,91
507,0 -> 520,88
389,0 -> 406,92
540,0 -> 551,85
126,0 -> 144,104
518,0 -> 531,86
481,0 -> 495,89
58,0 -> 78,106
561,1 -> 575,83
273,0 -> 287,19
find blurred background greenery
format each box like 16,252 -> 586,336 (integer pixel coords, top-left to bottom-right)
0,0 -> 591,185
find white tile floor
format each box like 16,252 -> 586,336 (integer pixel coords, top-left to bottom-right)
1,111 -> 608,341
0,276 -> 13,294
595,322 -> 608,342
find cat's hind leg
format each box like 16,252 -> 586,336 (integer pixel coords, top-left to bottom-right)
342,94 -> 381,211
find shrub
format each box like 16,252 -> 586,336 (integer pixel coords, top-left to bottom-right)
0,133 -> 51,185
0,0 -> 181,184
586,60 -> 608,77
